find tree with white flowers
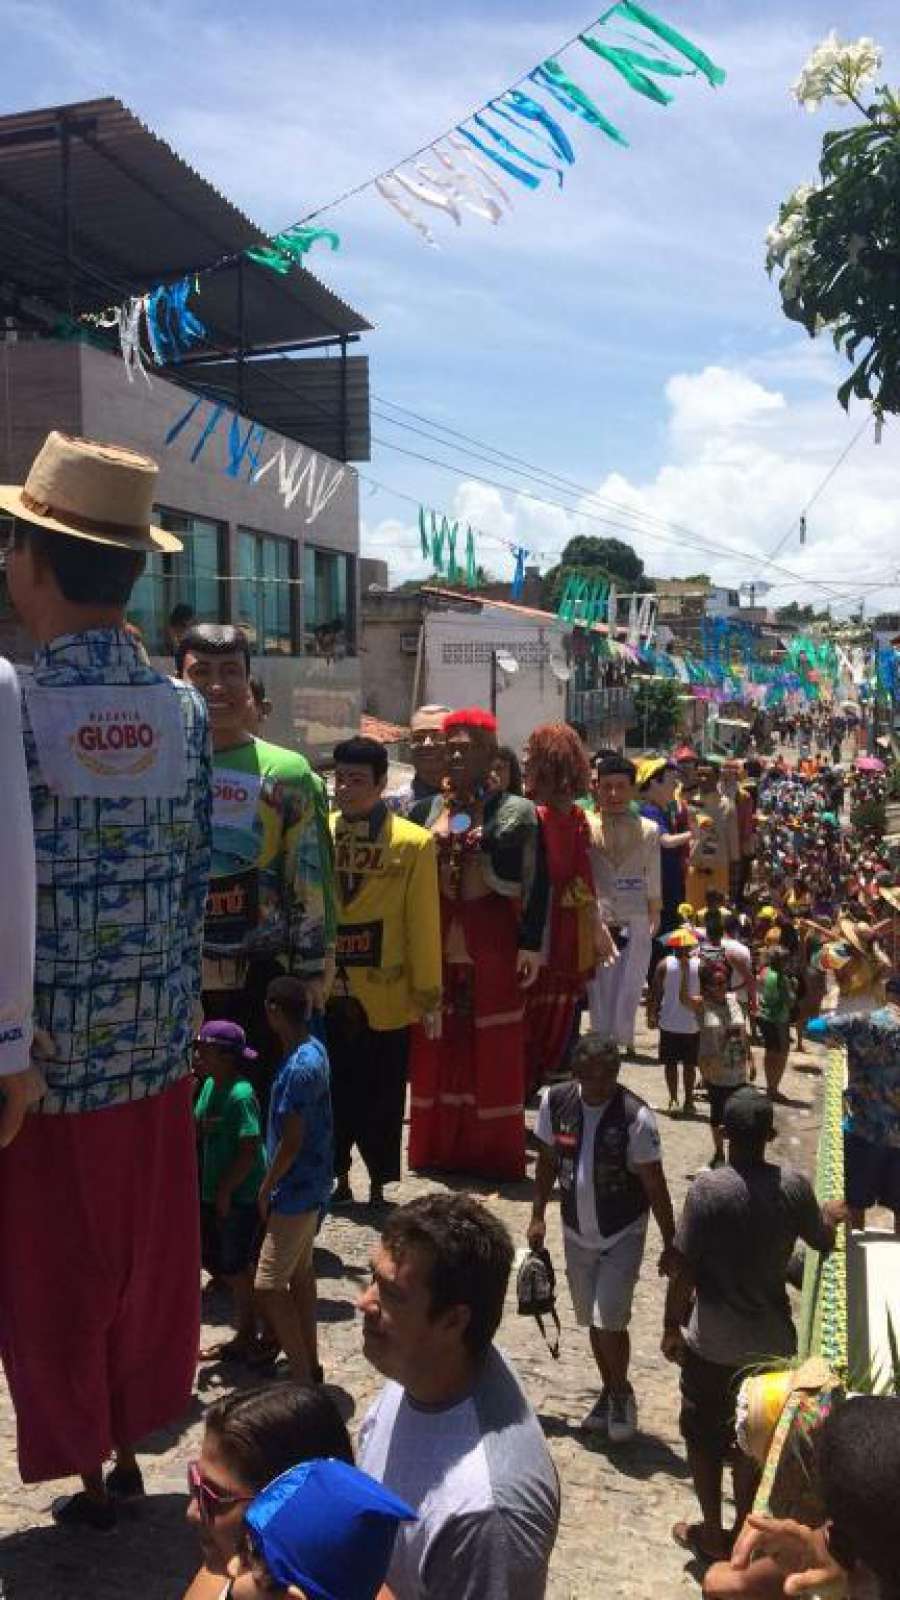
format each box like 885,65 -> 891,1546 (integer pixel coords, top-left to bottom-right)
766,33 -> 900,414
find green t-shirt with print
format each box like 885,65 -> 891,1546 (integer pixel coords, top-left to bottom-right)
194,1075 -> 267,1207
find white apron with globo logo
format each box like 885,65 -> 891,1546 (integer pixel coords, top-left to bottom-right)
24,682 -> 188,799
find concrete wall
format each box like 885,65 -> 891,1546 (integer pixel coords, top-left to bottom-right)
421,606 -> 570,754
0,339 -> 362,759
359,592 -> 422,724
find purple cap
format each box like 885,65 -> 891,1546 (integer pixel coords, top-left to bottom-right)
196,1019 -> 258,1060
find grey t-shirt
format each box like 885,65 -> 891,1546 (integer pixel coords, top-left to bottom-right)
358,1347 -> 560,1600
675,1162 -> 832,1367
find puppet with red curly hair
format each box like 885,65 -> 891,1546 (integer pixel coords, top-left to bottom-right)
522,724 -> 615,1092
407,708 -> 548,1180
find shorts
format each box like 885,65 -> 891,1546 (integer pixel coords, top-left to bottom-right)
706,1083 -> 743,1129
844,1132 -> 900,1213
201,1203 -> 260,1278
759,1018 -> 789,1052
255,1208 -> 318,1292
563,1221 -> 647,1332
679,1346 -> 743,1461
659,1030 -> 699,1070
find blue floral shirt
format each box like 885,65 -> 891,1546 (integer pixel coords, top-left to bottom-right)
267,1037 -> 333,1215
808,1005 -> 900,1148
21,629 -> 212,1115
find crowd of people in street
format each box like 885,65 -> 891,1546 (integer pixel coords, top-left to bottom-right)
1,432 -> 899,1599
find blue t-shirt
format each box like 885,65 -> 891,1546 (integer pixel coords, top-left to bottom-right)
639,802 -> 684,915
266,1037 -> 333,1215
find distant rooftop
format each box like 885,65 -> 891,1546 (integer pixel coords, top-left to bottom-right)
0,97 -> 371,458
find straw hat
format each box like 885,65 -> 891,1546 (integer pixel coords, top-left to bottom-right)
0,432 -> 182,554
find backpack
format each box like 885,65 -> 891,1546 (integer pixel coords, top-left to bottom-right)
515,1247 -> 561,1359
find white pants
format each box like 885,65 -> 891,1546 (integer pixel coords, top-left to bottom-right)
587,917 -> 653,1048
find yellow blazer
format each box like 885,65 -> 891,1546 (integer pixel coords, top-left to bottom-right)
329,809 -> 442,1031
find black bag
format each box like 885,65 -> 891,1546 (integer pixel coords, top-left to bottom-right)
516,1247 -> 561,1359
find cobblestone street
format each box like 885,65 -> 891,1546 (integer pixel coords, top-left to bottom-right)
0,1023 -> 826,1599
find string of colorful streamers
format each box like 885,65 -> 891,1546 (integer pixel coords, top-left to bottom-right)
376,1 -> 725,245
86,277 -> 208,384
417,506 -> 535,591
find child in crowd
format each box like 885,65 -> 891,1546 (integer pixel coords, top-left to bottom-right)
757,944 -> 797,1101
220,1458 -> 411,1600
648,939 -> 701,1116
194,1021 -> 268,1362
687,955 -> 753,1165
255,976 -> 333,1385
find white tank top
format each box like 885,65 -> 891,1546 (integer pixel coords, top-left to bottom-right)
659,955 -> 700,1034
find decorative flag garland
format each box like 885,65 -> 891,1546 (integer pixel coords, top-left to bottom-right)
81,1 -> 725,385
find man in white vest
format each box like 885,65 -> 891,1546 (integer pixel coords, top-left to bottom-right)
0,433 -> 211,1528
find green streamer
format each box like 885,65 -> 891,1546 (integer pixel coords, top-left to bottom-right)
419,506 -> 430,560
535,60 -> 629,146
607,1 -> 726,88
447,521 -> 460,581
579,38 -> 682,105
430,511 -> 444,574
465,526 -> 477,587
247,225 -> 341,274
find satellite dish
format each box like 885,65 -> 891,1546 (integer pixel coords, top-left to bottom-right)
550,654 -> 572,682
495,651 -> 519,675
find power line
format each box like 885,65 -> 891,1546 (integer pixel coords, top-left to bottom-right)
365,434 -> 874,602
760,415 -> 873,567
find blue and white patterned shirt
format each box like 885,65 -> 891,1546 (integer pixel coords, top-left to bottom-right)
21,629 -> 212,1115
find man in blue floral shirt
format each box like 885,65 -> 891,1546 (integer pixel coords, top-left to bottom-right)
0,433 -> 211,1528
807,980 -> 900,1234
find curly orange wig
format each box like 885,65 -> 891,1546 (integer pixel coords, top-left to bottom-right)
526,722 -> 591,799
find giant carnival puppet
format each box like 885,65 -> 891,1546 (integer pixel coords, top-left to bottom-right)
408,708 -> 548,1180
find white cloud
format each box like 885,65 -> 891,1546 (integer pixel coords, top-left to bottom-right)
366,350 -> 900,616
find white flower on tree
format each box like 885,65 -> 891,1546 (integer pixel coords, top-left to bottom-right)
791,31 -> 882,112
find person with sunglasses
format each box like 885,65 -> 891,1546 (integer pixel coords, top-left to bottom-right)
183,1383 -> 353,1600
218,1458 -> 410,1599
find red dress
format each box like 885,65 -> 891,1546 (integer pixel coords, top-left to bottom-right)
409,829 -> 527,1181
524,804 -> 596,1091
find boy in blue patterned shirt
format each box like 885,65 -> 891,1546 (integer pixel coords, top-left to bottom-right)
256,975 -> 333,1384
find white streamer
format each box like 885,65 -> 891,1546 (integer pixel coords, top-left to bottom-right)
446,133 -> 513,211
392,169 -> 461,226
422,155 -> 503,224
375,176 -> 437,247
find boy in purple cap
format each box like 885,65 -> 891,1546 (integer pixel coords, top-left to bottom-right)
194,1021 -> 267,1361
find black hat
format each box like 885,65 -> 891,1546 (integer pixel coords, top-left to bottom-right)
723,1087 -> 774,1140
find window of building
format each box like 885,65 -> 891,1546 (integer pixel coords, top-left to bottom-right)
128,509 -> 225,655
303,546 -> 355,657
238,529 -> 295,655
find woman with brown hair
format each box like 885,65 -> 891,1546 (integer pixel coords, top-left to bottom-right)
523,723 -> 615,1093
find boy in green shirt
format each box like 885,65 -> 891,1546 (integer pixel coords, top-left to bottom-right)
194,1020 -> 267,1360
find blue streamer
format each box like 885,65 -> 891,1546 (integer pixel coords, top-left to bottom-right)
498,90 -> 576,164
190,403 -> 225,463
145,277 -> 207,365
511,546 -> 528,600
472,113 -> 561,185
457,127 -> 541,189
530,63 -> 629,146
226,413 -> 260,478
165,395 -> 202,447
244,423 -> 267,481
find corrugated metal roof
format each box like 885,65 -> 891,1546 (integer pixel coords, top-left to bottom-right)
191,353 -> 371,461
0,96 -> 371,346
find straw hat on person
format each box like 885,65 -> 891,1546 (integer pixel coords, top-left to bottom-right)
0,431 -> 182,554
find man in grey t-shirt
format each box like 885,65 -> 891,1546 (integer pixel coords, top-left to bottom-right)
357,1193 -> 560,1599
660,1089 -> 844,1566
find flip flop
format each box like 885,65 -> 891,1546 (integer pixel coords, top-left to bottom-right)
671,1521 -> 729,1565
198,1338 -> 256,1363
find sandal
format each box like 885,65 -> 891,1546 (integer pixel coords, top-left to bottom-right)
671,1521 -> 730,1564
198,1337 -> 257,1363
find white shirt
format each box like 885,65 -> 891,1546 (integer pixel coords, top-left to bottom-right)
721,937 -> 753,1000
659,955 -> 700,1034
536,1087 -> 660,1250
0,660 -> 35,1076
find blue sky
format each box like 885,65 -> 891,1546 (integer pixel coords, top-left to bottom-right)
6,0 -> 900,610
